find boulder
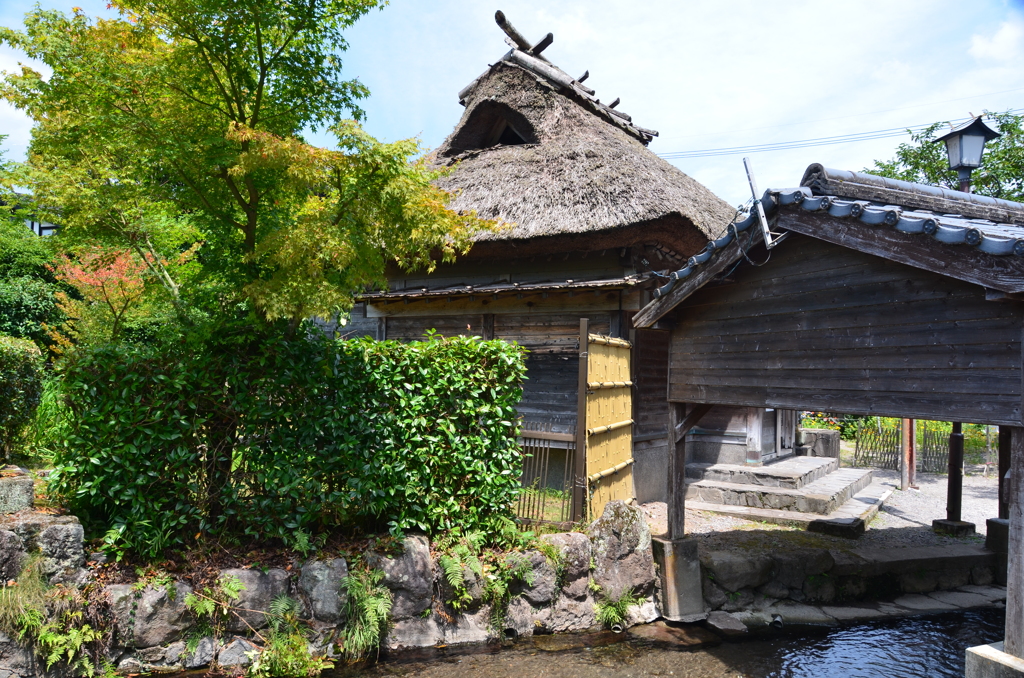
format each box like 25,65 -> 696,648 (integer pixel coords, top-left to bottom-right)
440,607 -> 492,645
0,477 -> 33,515
221,568 -> 290,633
437,560 -> 485,610
299,558 -> 348,623
217,637 -> 259,667
365,535 -> 433,620
183,637 -> 215,669
706,610 -> 748,637
134,583 -> 194,647
511,550 -> 556,605
770,548 -> 834,589
702,575 -> 728,610
385,618 -> 442,650
0,530 -> 24,581
0,630 -> 37,677
107,582 -> 194,648
541,532 -> 591,600
702,550 -> 772,593
545,594 -> 598,633
588,501 -> 656,600
37,522 -> 85,582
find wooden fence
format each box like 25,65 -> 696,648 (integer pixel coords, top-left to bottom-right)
854,420 -> 994,473
516,422 -> 576,524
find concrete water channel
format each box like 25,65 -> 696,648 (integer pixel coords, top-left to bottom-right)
330,608 -> 1005,678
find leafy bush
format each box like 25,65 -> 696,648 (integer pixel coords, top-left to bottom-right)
0,276 -> 62,347
0,334 -> 44,459
49,331 -> 526,556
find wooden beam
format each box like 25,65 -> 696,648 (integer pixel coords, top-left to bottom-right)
778,210 -> 1024,294
667,403 -> 713,540
633,231 -> 755,328
494,10 -> 532,51
1001,426 -> 1012,520
1005,426 -> 1024,658
573,318 -> 589,522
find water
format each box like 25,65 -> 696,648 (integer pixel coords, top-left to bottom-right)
329,608 -> 1005,678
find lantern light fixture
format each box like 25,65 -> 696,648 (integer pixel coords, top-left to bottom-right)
933,116 -> 1001,193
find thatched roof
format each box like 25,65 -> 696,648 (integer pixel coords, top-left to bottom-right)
433,20 -> 734,250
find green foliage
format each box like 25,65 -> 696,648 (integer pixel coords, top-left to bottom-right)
339,568 -> 392,660
593,587 -> 644,629
183,574 -> 245,653
20,376 -> 70,466
1,1 -> 493,326
800,412 -> 866,440
482,552 -> 534,630
36,611 -> 104,677
0,556 -> 48,641
49,331 -> 526,557
871,111 -> 1024,201
247,595 -> 333,677
0,277 -> 62,348
0,334 -> 44,459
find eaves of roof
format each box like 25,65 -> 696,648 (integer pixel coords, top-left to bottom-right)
357,273 -> 652,303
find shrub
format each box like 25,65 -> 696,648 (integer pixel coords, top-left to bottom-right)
0,334 -> 44,459
0,276 -> 62,348
49,331 -> 527,556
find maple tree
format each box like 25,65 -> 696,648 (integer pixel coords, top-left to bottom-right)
49,248 -> 148,345
1,1 -> 491,327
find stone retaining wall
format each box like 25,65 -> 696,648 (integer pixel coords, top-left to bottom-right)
700,542 -> 996,613
0,501 -> 659,677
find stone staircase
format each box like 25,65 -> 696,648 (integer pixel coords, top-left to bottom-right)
684,456 -> 894,537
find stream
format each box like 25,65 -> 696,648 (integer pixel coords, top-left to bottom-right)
329,608 -> 1005,678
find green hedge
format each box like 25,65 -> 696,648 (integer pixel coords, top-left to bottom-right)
0,334 -> 44,459
49,332 -> 527,556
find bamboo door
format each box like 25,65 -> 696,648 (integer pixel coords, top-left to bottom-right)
575,319 -> 635,521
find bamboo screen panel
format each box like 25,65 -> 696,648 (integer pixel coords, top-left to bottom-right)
585,333 -> 634,520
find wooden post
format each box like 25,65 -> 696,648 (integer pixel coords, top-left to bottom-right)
907,419 -> 916,488
573,318 -> 589,523
1001,427 -> 1012,520
947,422 -> 965,522
1004,426 -> 1024,658
900,418 -> 911,491
667,403 -> 685,540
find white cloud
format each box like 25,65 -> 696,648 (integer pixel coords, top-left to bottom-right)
970,16 -> 1024,61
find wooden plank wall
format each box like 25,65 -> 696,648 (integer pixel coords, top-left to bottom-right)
632,329 -> 670,502
669,234 -> 1024,426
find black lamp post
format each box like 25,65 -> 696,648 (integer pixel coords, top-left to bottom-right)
933,116 -> 1001,193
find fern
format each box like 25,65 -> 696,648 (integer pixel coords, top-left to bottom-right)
246,595 -> 331,677
339,568 -> 392,660
593,588 -> 644,629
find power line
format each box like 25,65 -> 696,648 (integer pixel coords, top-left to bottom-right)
657,109 -> 1024,159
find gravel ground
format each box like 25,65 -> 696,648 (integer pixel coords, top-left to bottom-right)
639,464 -> 1000,552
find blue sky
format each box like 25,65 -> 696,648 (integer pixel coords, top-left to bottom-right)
2,0 -> 1023,205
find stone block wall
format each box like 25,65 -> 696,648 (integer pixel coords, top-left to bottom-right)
0,502 -> 659,677
795,429 -> 840,459
700,543 -> 996,613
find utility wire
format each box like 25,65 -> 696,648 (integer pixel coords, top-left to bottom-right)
657,108 -> 1024,160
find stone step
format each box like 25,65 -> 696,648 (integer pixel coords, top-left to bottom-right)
687,480 -> 895,537
686,456 -> 838,490
685,467 -> 874,516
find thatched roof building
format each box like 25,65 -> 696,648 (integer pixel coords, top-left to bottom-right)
342,12 -> 741,511
430,13 -> 734,258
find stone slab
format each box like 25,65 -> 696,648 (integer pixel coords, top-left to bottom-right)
927,590 -> 998,609
933,519 -> 977,537
705,610 -> 748,637
765,602 -> 836,626
892,594 -> 958,612
820,605 -> 890,621
653,537 -> 705,622
628,620 -> 720,647
966,642 -> 1024,678
961,585 -> 1009,603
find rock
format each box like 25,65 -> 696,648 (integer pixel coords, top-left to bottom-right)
504,596 -> 538,638
628,620 -> 719,647
136,583 -> 193,647
183,637 -> 215,669
0,513 -> 79,552
37,522 -> 85,582
802,575 -> 836,603
624,597 -> 660,628
541,532 -> 592,600
545,594 -> 598,633
164,640 -> 185,664
0,630 -> 37,676
217,637 -> 259,667
118,655 -> 143,674
221,568 -> 290,633
440,608 -> 492,645
758,580 -> 790,600
0,530 -> 24,581
588,501 -> 656,600
365,535 -> 433,620
511,550 -> 556,605
770,548 -> 834,589
0,477 -> 33,514
900,569 -> 939,594
136,645 -> 166,662
702,575 -> 728,610
437,561 -> 484,610
706,610 -> 748,637
299,557 -> 348,623
767,601 -> 837,625
972,566 -> 995,587
702,551 -> 772,592
386,617 -> 442,650
721,589 -> 753,612
892,594 -> 958,612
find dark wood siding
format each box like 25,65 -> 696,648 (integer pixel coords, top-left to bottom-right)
632,329 -> 670,502
668,234 -> 1024,426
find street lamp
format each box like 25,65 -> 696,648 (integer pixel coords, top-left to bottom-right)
933,116 -> 1001,193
